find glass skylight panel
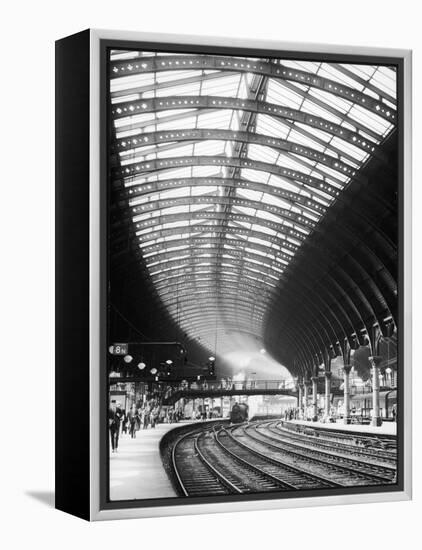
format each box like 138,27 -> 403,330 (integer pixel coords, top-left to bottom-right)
189,204 -> 211,212
256,210 -> 284,224
370,67 -> 397,97
255,114 -> 290,139
236,188 -> 263,201
190,185 -> 219,196
113,112 -> 155,129
191,165 -> 222,177
318,64 -> 365,91
261,193 -> 293,210
280,59 -> 321,74
268,174 -> 301,193
266,78 -> 303,110
193,140 -> 226,156
293,122 -> 332,143
232,205 -> 257,217
196,110 -> 234,129
339,64 -> 375,80
156,167 -> 191,179
300,98 -> 345,125
201,74 -> 241,96
274,152 -> 314,174
248,143 -> 279,164
155,69 -> 199,83
347,104 -> 393,136
241,168 -> 270,184
329,136 -> 368,162
156,143 -> 193,158
285,128 -> 326,154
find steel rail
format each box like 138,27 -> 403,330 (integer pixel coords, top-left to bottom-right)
171,428 -> 242,496
216,427 -> 342,488
242,423 -> 395,483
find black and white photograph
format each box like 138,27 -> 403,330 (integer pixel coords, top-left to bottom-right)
3,0 -> 421,544
106,45 -> 403,504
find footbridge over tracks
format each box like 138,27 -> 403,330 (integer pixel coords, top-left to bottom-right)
162,380 -> 298,406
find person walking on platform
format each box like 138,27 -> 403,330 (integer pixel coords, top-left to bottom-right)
109,402 -> 122,452
150,405 -> 159,428
143,407 -> 150,429
121,410 -> 128,435
128,404 -> 140,439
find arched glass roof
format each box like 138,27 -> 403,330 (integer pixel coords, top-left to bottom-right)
109,49 -> 397,357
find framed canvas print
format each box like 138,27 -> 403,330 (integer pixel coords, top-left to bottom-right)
55,29 -> 412,521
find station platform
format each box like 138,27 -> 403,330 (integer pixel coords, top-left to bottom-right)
288,419 -> 396,436
109,419 -> 218,501
109,422 -> 180,501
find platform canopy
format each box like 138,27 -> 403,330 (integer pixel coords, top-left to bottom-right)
109,49 -> 397,364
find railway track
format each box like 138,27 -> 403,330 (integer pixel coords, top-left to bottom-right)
271,422 -> 397,467
237,423 -> 396,485
279,421 -> 397,454
171,428 -> 234,496
252,423 -> 396,477
170,420 -> 397,496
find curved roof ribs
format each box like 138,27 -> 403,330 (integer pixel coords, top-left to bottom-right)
109,48 -> 397,374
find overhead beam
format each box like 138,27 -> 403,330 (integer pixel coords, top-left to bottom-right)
120,176 -> 328,218
150,265 -> 279,290
144,245 -> 287,273
131,195 -> 316,233
114,154 -> 341,199
111,96 -> 385,159
142,236 -> 293,264
130,210 -> 308,245
155,279 -> 275,298
145,254 -> 283,280
135,223 -> 300,254
110,55 -> 396,122
113,128 -> 362,183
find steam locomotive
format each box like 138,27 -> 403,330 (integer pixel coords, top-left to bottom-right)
230,402 -> 249,423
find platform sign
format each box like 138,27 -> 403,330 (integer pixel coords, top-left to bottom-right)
109,343 -> 128,356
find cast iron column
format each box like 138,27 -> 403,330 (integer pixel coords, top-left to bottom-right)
298,383 -> 303,418
324,371 -> 332,421
311,376 -> 318,421
343,365 -> 352,424
369,356 -> 383,426
303,381 -> 309,420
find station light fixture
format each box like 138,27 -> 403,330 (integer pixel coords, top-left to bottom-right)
123,354 -> 133,363
138,362 -> 146,370
166,359 -> 173,365
150,367 -> 158,375
208,356 -> 216,377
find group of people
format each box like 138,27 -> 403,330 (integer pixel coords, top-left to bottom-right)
122,403 -> 162,438
109,400 -> 183,452
283,407 -> 300,421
